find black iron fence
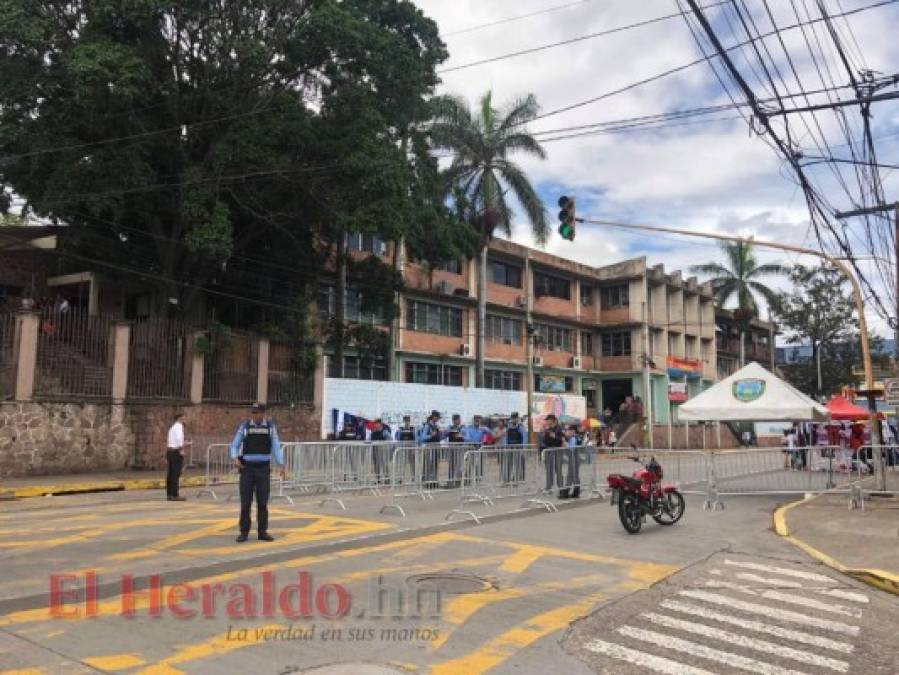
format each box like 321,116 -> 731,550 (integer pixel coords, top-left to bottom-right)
127,317 -> 191,400
202,328 -> 258,403
267,341 -> 314,404
0,312 -> 14,400
34,309 -> 113,399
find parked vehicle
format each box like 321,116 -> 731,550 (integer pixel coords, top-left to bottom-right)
607,456 -> 685,534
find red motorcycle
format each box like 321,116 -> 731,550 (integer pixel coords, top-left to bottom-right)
607,456 -> 685,534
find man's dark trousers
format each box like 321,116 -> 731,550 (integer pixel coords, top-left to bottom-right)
166,450 -> 183,498
238,461 -> 271,535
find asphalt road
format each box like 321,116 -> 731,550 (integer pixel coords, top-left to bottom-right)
0,476 -> 895,674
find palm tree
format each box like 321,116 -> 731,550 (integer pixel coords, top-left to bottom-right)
690,241 -> 788,364
430,91 -> 548,387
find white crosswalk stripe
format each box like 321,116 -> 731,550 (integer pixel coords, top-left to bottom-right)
640,612 -> 850,672
617,625 -> 809,675
658,600 -> 855,654
583,639 -> 718,675
679,589 -> 861,634
723,559 -> 836,583
579,558 -> 869,674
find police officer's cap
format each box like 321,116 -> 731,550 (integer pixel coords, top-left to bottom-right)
430,410 -> 441,419
510,412 -> 519,419
251,402 -> 266,413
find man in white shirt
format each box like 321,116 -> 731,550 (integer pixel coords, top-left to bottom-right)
166,413 -> 187,501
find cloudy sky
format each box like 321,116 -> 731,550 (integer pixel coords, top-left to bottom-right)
413,0 -> 899,337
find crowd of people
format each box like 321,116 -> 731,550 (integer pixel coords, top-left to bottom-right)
781,420 -> 899,473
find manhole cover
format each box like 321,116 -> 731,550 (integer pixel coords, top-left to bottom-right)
406,573 -> 494,595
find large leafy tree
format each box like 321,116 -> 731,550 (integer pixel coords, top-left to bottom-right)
690,241 -> 788,315
429,91 -> 548,386
771,264 -> 886,397
0,0 -> 454,326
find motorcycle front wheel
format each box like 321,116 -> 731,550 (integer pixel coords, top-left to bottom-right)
652,490 -> 685,525
617,492 -> 643,534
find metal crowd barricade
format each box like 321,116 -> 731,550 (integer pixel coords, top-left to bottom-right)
446,446 -> 554,524
702,445 -> 867,510
539,446 -> 605,502
196,444 -> 237,500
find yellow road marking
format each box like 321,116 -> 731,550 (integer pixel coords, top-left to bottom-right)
174,514 -> 394,556
82,653 -> 146,670
0,669 -> 46,675
430,591 -> 606,675
497,548 -> 544,573
134,624 -> 282,675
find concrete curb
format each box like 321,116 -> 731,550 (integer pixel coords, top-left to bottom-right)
9,475 -> 207,499
773,496 -> 899,597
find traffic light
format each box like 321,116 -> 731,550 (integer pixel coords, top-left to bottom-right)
558,195 -> 576,241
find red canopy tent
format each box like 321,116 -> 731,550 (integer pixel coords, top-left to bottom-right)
825,396 -> 884,421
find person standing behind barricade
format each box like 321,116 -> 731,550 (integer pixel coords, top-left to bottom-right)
165,412 -> 187,501
395,415 -> 418,480
563,425 -> 582,499
418,411 -> 442,488
229,403 -> 284,543
463,415 -> 489,479
500,412 -> 528,485
338,420 -> 360,442
541,414 -> 565,498
445,414 -> 466,488
368,419 -> 392,484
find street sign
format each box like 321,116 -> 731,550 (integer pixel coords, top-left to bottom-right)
884,378 -> 899,405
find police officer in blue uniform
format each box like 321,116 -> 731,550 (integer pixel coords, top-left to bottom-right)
229,403 -> 284,542
395,415 -> 417,480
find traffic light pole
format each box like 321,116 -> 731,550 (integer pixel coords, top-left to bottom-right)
580,216 -> 886,491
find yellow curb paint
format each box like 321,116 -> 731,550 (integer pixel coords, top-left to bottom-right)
430,591 -> 606,675
12,477 -> 207,499
82,653 -> 146,670
774,498 -> 899,597
134,624 -> 283,675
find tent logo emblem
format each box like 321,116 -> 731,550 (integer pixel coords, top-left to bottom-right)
733,378 -> 766,403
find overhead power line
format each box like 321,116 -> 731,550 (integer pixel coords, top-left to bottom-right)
442,0 -> 594,37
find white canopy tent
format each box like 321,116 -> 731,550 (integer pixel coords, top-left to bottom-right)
678,362 -> 830,422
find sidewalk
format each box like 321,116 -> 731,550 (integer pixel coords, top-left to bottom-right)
0,468 -> 207,499
775,480 -> 899,596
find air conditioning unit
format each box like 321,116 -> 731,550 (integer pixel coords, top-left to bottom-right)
460,343 -> 472,357
514,295 -> 527,308
437,280 -> 454,295
571,356 -> 582,369
532,356 -> 544,367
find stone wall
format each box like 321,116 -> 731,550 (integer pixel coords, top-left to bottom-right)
0,402 -> 134,477
0,400 -> 321,477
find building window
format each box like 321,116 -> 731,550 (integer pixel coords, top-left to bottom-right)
486,315 -> 522,344
701,339 -> 713,364
600,284 -> 630,309
685,336 -> 698,359
328,355 -> 387,381
601,331 -> 632,357
489,260 -> 522,288
534,272 -> 571,299
437,259 -> 462,274
668,333 -> 679,356
406,300 -> 463,337
580,283 -> 594,307
405,362 -> 463,386
581,331 -> 594,356
345,233 -> 387,255
535,323 -> 573,352
317,285 -> 383,325
485,369 -> 522,391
